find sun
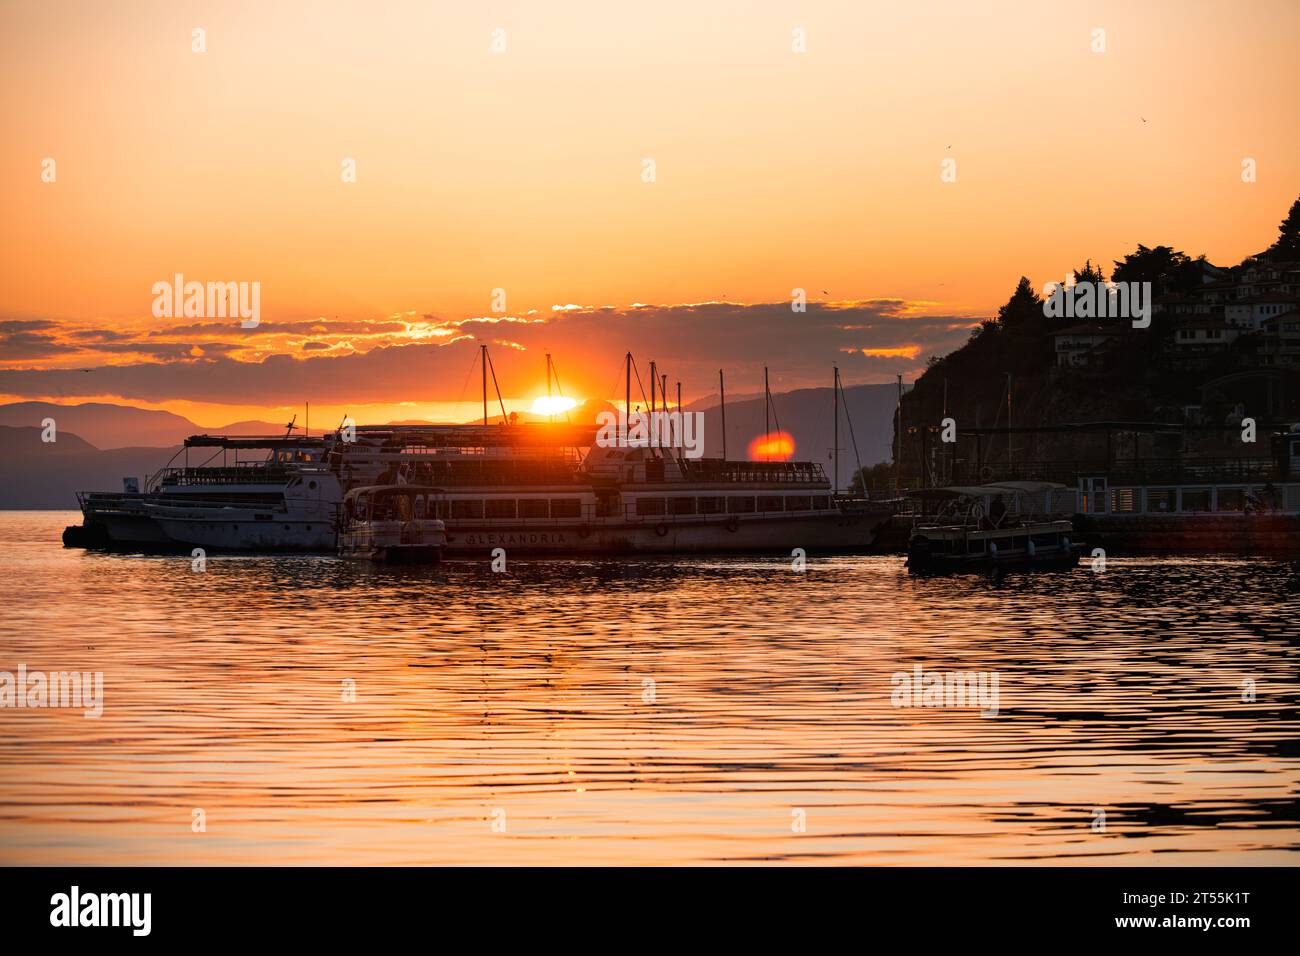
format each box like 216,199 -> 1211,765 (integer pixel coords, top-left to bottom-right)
528,396 -> 578,417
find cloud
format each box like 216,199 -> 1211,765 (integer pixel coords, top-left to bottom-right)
0,300 -> 980,404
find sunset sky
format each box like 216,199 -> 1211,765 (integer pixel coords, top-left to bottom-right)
2,0 -> 1298,426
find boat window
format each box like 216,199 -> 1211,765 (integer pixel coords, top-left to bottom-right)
1109,489 -> 1138,513
636,497 -> 666,517
1180,489 -> 1210,512
727,496 -> 755,513
812,496 -> 829,510
1216,489 -> 1245,512
756,495 -> 783,512
520,499 -> 548,518
1146,489 -> 1174,512
785,495 -> 812,511
451,499 -> 484,519
550,498 -> 581,518
697,496 -> 725,514
485,499 -> 517,519
669,497 -> 695,515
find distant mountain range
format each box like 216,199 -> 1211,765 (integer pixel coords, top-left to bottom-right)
0,402 -> 323,450
0,426 -> 181,509
0,385 -> 901,508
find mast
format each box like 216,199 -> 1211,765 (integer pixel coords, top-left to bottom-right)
719,369 -> 727,461
764,366 -> 770,461
481,344 -> 488,426
546,353 -> 552,399
895,373 -> 903,496
832,366 -> 839,494
649,360 -> 657,418
625,351 -> 632,446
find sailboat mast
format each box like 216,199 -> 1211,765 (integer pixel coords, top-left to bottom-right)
719,369 -> 727,461
625,352 -> 632,446
764,366 -> 771,461
481,344 -> 488,426
895,373 -> 903,496
832,366 -> 839,494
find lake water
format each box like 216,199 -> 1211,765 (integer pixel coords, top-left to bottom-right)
0,511 -> 1296,864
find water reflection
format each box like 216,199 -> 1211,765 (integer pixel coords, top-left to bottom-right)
0,512 -> 1297,864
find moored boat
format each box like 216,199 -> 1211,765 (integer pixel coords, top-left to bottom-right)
904,484 -> 1084,573
338,485 -> 447,563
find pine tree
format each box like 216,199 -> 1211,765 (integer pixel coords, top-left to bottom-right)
1072,259 -> 1106,284
995,276 -> 1042,331
1269,198 -> 1300,261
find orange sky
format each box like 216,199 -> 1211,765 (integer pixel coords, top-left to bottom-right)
2,0 -> 1298,426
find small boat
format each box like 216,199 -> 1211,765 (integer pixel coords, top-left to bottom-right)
904,484 -> 1084,574
338,484 -> 446,563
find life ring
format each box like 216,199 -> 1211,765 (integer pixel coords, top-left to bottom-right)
979,466 -> 994,481
725,515 -> 740,533
577,524 -> 592,539
654,522 -> 669,537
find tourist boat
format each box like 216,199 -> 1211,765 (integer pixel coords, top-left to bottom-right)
337,485 -> 446,563
65,433 -> 340,552
65,421 -> 892,554
64,352 -> 895,555
905,484 -> 1084,573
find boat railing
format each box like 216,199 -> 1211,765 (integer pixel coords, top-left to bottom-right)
676,459 -> 828,484
948,456 -> 1282,486
152,464 -> 292,489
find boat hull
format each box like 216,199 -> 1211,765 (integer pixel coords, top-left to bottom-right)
443,510 -> 890,555
340,544 -> 443,563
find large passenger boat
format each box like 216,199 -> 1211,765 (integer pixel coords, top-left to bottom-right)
65,421 -> 893,555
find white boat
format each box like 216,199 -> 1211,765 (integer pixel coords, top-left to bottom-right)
69,434 -> 340,551
338,485 -> 446,563
66,352 -> 894,555
68,423 -> 892,554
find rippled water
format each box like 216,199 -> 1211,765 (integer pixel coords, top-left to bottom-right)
0,511 -> 1297,865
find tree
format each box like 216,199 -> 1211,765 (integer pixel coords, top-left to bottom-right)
1269,198 -> 1300,261
1110,244 -> 1208,295
995,276 -> 1043,332
850,461 -> 894,496
1072,259 -> 1106,284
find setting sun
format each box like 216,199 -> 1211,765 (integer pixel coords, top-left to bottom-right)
529,396 -> 578,417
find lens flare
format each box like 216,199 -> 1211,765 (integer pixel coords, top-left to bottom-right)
747,431 -> 796,460
529,395 -> 578,416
